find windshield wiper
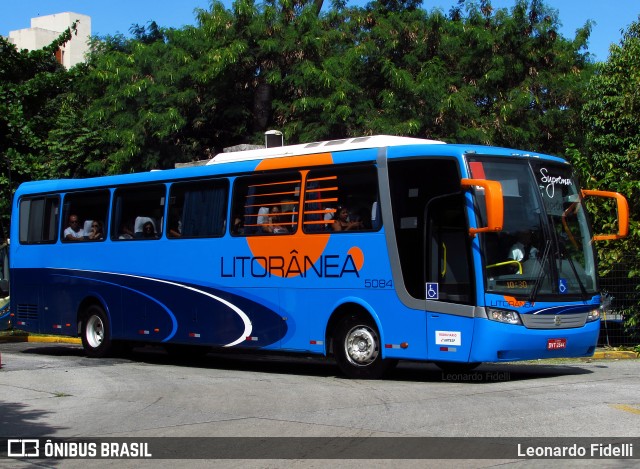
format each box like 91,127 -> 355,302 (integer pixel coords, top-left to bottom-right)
528,239 -> 551,304
559,250 -> 589,301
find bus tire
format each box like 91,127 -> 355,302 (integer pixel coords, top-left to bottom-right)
81,304 -> 112,358
334,315 -> 393,379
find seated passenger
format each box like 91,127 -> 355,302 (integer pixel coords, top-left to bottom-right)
134,216 -> 156,238
118,221 -> 134,240
87,220 -> 104,240
142,221 -> 157,239
267,206 -> 288,234
64,214 -> 85,241
332,206 -> 363,232
508,230 -> 538,262
257,207 -> 270,232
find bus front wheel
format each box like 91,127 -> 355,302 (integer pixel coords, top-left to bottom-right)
81,305 -> 113,358
334,315 -> 394,379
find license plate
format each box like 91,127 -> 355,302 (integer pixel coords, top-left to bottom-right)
547,338 -> 567,350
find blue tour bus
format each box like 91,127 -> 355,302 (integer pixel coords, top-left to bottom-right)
9,136 -> 628,378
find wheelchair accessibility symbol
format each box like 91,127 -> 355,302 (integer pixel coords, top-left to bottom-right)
559,278 -> 568,294
426,282 -> 439,300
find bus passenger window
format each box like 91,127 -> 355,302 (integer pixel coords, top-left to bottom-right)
19,196 -> 60,244
232,173 -> 300,236
112,185 -> 165,241
61,190 -> 110,243
304,165 -> 379,234
167,179 -> 228,239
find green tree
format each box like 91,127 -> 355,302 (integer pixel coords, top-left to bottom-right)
569,18 -> 640,335
72,0 -> 595,172
0,26 -> 79,237
344,0 -> 593,154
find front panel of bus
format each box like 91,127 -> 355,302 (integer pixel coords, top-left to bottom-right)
384,148 -> 603,365
467,156 -> 601,362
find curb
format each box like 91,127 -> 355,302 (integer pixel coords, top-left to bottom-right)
0,335 -> 81,345
591,350 -> 638,360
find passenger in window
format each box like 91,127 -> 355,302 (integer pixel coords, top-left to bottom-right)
257,206 -> 271,231
267,206 -> 288,234
118,221 -> 134,240
168,213 -> 182,238
87,220 -> 104,240
508,230 -> 538,263
332,206 -> 363,232
64,215 -> 85,241
134,216 -> 156,237
142,221 -> 157,239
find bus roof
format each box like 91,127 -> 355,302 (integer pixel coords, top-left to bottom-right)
208,135 -> 445,165
15,135 -> 568,196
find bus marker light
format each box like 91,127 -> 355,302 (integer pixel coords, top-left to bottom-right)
154,328 -> 160,333
246,336 -> 259,341
65,323 -> 71,327
439,347 -> 457,352
53,324 -> 62,329
138,330 -> 149,335
309,340 -> 323,345
401,342 -> 409,349
189,333 -> 201,338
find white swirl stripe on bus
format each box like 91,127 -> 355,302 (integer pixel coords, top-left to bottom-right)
52,269 -> 252,347
55,273 -> 180,341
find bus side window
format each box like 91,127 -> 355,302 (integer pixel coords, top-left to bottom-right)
232,173 -> 300,236
167,179 -> 228,239
19,196 -> 60,244
304,165 -> 379,234
112,185 -> 165,241
61,190 -> 110,243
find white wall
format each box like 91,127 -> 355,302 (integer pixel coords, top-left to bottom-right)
9,12 -> 91,69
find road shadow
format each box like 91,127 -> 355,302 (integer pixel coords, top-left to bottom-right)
12,342 -> 596,383
0,400 -> 67,438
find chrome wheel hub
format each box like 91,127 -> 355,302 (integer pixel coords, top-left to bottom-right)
344,326 -> 379,366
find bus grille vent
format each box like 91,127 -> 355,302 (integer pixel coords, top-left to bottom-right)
520,312 -> 586,329
16,304 -> 39,320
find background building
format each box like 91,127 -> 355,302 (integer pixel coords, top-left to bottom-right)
8,12 -> 91,68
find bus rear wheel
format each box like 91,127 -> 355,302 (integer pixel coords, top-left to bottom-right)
334,315 -> 394,379
81,304 -> 113,358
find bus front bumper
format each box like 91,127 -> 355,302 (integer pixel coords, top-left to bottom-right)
469,318 -> 600,363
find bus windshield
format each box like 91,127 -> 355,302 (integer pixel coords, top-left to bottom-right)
469,157 -> 597,300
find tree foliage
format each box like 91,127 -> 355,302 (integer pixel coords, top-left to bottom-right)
63,0 -> 594,175
569,17 -> 640,333
0,0 -> 602,221
0,25 -> 83,236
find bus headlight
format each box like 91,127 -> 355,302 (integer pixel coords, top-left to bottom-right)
487,308 -> 522,325
587,308 -> 600,322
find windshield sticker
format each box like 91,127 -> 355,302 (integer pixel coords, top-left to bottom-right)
539,168 -> 572,198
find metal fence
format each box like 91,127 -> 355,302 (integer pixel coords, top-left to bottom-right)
598,258 -> 640,347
